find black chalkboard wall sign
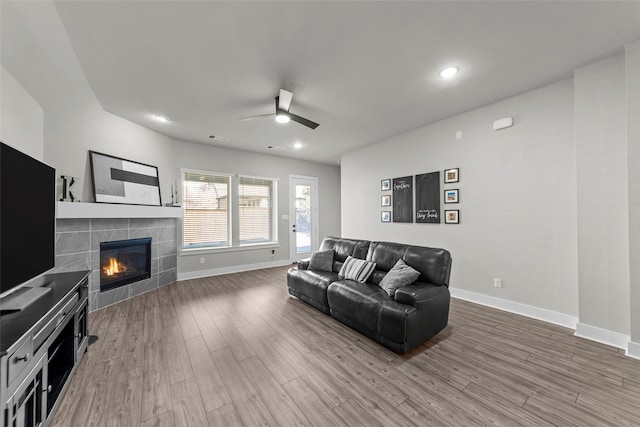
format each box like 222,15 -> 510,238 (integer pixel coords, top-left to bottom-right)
415,171 -> 441,223
392,176 -> 413,223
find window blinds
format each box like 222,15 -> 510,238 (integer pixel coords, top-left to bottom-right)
238,176 -> 273,244
183,171 -> 230,248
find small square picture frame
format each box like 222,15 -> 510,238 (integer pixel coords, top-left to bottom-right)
381,211 -> 391,223
381,179 -> 391,191
444,189 -> 459,204
381,195 -> 391,207
444,168 -> 459,183
444,210 -> 460,224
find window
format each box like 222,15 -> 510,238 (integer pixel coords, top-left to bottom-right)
238,176 -> 277,245
182,171 -> 278,251
182,170 -> 230,248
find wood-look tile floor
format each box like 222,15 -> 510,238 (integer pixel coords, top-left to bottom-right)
51,266 -> 640,427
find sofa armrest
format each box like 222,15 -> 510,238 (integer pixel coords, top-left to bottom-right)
297,258 -> 311,270
394,282 -> 448,307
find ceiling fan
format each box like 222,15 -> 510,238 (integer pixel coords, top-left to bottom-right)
240,89 -> 319,130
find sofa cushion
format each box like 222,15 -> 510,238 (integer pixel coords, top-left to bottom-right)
287,268 -> 339,313
327,280 -> 389,337
367,241 -> 409,272
339,256 -> 376,283
378,259 -> 421,297
367,241 -> 452,287
308,249 -> 334,272
319,236 -> 370,272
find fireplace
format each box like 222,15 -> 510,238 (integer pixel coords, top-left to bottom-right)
99,238 -> 152,292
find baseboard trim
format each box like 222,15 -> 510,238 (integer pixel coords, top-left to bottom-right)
574,322 -> 630,350
449,287 -> 578,329
627,340 -> 640,360
177,259 -> 293,281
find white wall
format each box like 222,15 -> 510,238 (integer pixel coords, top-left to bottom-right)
341,79 -> 579,318
575,53 -> 630,336
174,141 -> 341,276
0,66 -> 44,159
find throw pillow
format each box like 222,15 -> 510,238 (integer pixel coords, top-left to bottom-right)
378,259 -> 421,297
338,256 -> 376,283
308,249 -> 334,272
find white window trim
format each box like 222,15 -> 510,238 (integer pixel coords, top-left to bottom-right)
180,170 -> 279,252
181,168 -> 233,250
237,174 -> 279,247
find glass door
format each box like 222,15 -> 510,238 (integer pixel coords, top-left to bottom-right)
290,175 -> 318,262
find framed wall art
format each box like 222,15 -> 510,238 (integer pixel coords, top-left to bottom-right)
444,189 -> 459,204
415,171 -> 440,223
392,176 -> 413,223
444,168 -> 459,183
381,211 -> 391,223
381,195 -> 391,207
381,179 -> 391,191
89,151 -> 162,206
444,210 -> 460,224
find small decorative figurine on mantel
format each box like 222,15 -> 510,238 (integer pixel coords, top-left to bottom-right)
59,175 -> 79,202
166,181 -> 181,207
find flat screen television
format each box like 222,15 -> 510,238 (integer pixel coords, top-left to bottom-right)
0,141 -> 56,310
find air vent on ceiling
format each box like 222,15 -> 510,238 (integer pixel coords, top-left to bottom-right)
208,135 -> 230,142
266,145 -> 285,151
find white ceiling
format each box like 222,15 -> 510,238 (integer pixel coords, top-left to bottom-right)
3,1 -> 640,165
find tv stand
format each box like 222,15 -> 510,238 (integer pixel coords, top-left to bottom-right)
0,286 -> 52,312
0,270 -> 90,427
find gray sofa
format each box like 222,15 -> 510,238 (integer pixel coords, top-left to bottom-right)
287,236 -> 452,353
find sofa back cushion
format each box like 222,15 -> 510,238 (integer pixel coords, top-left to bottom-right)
367,241 -> 452,287
319,236 -> 370,273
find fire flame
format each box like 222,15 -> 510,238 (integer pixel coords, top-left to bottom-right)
103,257 -> 126,276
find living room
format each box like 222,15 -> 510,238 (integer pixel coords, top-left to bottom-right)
2,1 -> 640,426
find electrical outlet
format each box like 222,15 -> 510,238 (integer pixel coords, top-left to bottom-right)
200,257 -> 205,264
494,278 -> 503,288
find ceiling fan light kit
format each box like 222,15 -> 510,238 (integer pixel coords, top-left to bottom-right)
275,112 -> 290,123
241,89 -> 319,129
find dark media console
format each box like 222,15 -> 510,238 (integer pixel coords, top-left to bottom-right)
0,271 -> 90,427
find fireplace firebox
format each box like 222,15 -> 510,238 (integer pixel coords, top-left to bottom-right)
99,238 -> 152,292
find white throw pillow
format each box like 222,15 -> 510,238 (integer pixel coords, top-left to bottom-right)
338,256 -> 376,283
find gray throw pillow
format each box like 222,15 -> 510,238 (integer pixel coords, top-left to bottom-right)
378,259 -> 421,297
308,249 -> 334,272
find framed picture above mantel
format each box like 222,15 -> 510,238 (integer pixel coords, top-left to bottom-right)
89,151 -> 162,206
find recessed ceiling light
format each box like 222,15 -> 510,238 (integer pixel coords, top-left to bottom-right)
293,142 -> 302,149
438,67 -> 459,79
153,114 -> 169,123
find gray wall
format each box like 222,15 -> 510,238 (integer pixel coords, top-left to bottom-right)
341,49 -> 640,353
627,41 -> 640,344
41,108 -> 341,279
341,79 -> 579,317
174,140 -> 341,277
0,66 -> 44,159
44,109 -> 177,204
575,53 -> 630,336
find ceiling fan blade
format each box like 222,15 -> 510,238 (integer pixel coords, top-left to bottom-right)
289,113 -> 319,129
239,113 -> 275,121
279,89 -> 293,111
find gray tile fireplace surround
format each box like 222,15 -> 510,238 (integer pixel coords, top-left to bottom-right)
53,218 -> 177,311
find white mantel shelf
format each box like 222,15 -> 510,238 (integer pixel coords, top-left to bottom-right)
57,201 -> 183,219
